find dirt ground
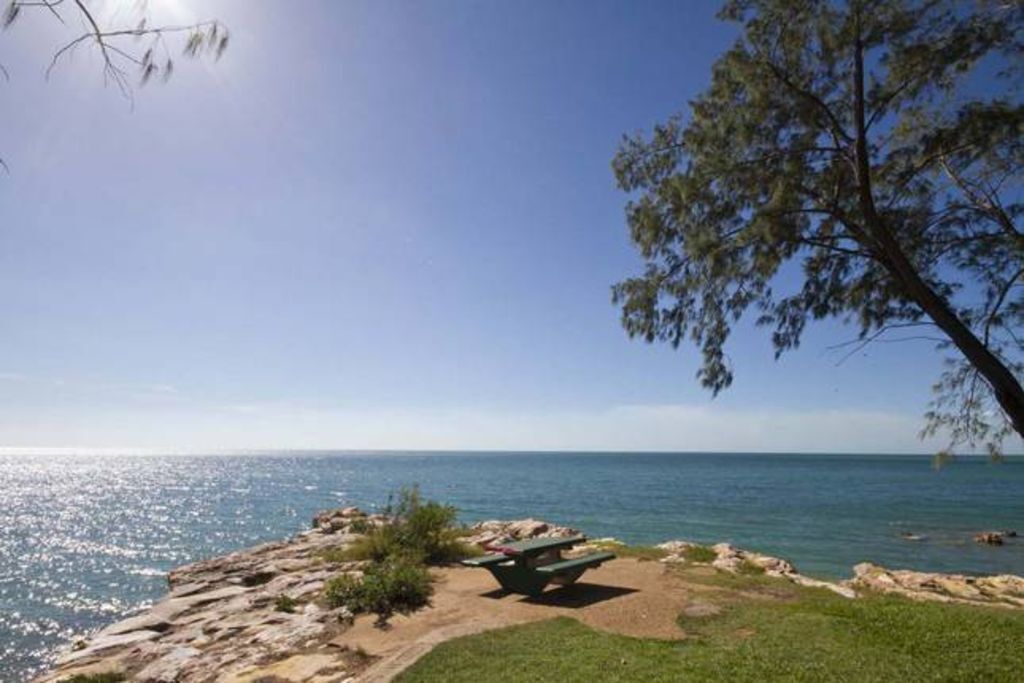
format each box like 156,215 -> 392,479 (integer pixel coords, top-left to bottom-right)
346,558 -> 695,681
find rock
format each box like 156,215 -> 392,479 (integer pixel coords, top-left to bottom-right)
35,510 -> 1024,683
248,612 -> 328,653
58,630 -> 164,665
657,540 -> 701,556
463,518 -> 579,548
508,519 -> 549,537
975,531 -> 1005,545
311,507 -> 377,535
219,653 -> 344,683
846,562 -> 1024,607
134,646 -> 201,683
681,602 -> 721,618
790,573 -> 857,598
659,539 -> 855,598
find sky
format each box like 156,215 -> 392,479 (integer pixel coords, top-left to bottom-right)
0,0 -> 973,452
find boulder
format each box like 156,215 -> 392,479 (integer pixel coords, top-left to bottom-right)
463,518 -> 579,548
134,646 -> 201,683
659,539 -> 854,598
975,531 -> 1005,545
846,562 -> 1024,607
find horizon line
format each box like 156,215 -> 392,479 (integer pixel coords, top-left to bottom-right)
0,446 -> 1014,458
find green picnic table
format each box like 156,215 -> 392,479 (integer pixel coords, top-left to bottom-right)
460,535 -> 615,596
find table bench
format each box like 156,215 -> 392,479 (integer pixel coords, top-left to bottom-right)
461,535 -> 615,596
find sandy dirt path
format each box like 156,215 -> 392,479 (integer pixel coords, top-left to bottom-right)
349,558 -> 693,681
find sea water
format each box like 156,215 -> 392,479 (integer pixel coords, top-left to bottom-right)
2,451 -> 1023,680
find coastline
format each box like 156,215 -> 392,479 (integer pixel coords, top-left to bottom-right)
35,508 -> 1024,683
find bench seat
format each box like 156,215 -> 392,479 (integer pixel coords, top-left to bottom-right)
535,551 -> 616,574
461,553 -> 513,568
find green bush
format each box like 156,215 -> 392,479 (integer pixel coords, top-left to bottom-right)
390,486 -> 477,564
338,525 -> 406,563
736,558 -> 766,575
318,545 -> 351,564
324,558 -> 433,625
274,595 -> 298,613
60,674 -> 125,683
321,487 -> 476,625
604,544 -> 667,561
348,517 -> 373,534
682,545 -> 718,563
334,487 -> 480,565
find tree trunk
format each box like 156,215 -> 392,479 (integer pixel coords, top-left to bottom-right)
851,27 -> 1024,440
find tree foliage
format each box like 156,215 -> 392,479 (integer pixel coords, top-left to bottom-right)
613,0 -> 1023,456
1,0 -> 229,170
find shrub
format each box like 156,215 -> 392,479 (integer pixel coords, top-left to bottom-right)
602,544 -> 666,561
274,595 -> 298,613
337,526 -> 406,563
348,517 -> 373,534
60,674 -> 126,683
389,486 -> 474,564
335,487 -> 480,565
682,545 -> 718,563
318,546 -> 351,564
324,558 -> 433,625
737,558 -> 766,575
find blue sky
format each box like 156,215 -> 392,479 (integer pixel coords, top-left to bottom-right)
0,0 -> 959,452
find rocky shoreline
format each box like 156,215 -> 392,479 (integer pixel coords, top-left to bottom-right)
36,508 -> 1024,683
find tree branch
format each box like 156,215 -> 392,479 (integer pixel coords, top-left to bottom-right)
762,59 -> 853,145
983,265 -> 1024,346
940,156 -> 1024,244
827,322 -> 942,364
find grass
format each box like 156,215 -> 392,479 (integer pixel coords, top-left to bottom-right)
324,557 -> 433,626
320,487 -> 479,625
274,595 -> 298,613
318,545 -> 355,564
399,571 -> 1024,682
591,543 -> 668,562
681,544 -> 718,563
319,525 -> 481,565
735,558 -> 766,575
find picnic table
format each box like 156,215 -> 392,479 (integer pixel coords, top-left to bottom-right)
460,535 -> 615,596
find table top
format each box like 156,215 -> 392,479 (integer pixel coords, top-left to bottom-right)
493,534 -> 586,556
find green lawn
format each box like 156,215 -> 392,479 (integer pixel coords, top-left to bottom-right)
398,570 -> 1024,682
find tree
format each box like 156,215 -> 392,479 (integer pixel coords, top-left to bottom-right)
1,0 -> 229,171
612,0 -> 1023,457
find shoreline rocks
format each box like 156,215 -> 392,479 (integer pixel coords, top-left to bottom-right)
846,563 -> 1024,608
462,518 -> 580,548
33,509 -> 1024,682
656,540 -> 856,598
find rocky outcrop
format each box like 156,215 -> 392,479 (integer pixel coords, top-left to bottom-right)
37,508 -> 372,683
34,510 -> 1024,682
462,518 -> 579,549
311,508 -> 389,535
656,540 -> 856,598
846,563 -> 1024,608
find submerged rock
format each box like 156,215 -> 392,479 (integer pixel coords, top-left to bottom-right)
975,531 -> 1006,545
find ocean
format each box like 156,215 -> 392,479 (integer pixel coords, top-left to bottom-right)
2,450 -> 1023,681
